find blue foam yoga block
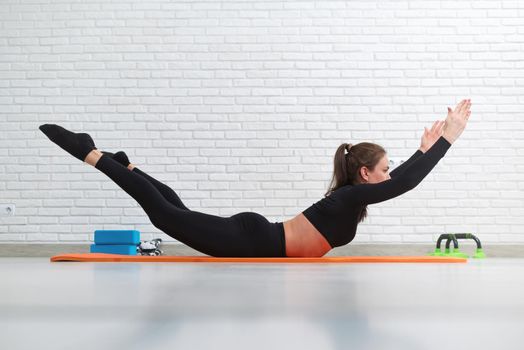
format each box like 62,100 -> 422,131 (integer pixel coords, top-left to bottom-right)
94,230 -> 140,245
90,244 -> 137,255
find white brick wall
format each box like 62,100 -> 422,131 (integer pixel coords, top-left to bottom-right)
1,0 -> 524,245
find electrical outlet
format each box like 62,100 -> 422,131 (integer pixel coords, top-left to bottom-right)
0,204 -> 15,216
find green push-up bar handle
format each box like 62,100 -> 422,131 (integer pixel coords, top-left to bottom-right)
436,234 -> 458,250
431,233 -> 486,259
430,234 -> 457,257
444,233 -> 483,249
448,233 -> 485,259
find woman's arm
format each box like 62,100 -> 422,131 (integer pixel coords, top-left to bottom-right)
349,99 -> 472,205
389,149 -> 423,178
390,120 -> 445,178
350,136 -> 451,205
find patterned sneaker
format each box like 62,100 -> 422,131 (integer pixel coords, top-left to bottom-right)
137,238 -> 163,256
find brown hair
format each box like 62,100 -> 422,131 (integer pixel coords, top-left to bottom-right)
324,142 -> 387,222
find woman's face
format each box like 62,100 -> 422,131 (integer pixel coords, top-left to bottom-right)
360,155 -> 391,184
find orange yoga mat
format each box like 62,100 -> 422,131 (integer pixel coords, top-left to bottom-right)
50,253 -> 467,263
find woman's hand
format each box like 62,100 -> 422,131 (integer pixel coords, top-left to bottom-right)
419,120 -> 445,153
442,99 -> 472,144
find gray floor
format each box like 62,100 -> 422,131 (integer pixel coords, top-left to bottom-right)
2,258 -> 524,350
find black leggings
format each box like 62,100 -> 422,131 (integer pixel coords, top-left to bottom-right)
94,155 -> 286,257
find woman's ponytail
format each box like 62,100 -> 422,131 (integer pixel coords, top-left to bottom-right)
325,143 -> 352,197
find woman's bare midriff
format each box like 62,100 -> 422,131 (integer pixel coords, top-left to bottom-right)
283,213 -> 332,257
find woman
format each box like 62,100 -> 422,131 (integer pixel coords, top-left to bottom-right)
39,99 -> 471,258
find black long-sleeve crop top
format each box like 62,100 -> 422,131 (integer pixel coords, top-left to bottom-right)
302,136 -> 452,248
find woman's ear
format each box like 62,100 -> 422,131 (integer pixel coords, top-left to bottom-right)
359,166 -> 369,183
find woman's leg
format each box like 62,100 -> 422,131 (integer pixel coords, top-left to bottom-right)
132,167 -> 190,211
92,153 -> 285,257
37,122 -> 285,257
102,150 -> 190,211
